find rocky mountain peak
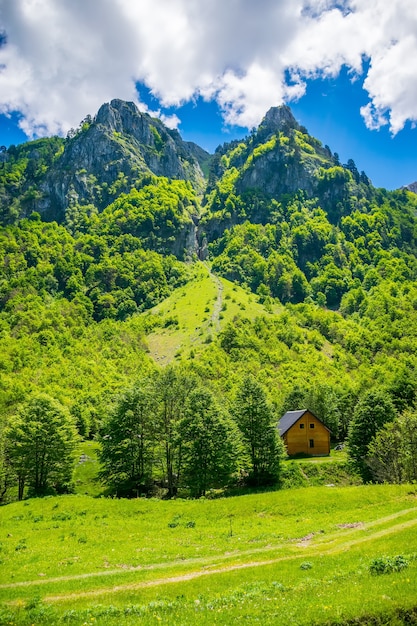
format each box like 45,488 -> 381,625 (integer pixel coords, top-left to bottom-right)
26,100 -> 208,220
404,181 -> 417,194
95,99 -> 156,141
259,105 -> 300,137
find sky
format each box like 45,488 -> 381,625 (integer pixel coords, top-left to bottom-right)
0,0 -> 417,190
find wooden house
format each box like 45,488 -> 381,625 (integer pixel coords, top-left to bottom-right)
278,409 -> 330,456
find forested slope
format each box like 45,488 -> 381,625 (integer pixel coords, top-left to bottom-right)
1,100 -> 417,501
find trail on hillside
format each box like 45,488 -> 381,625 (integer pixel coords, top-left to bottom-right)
4,506 -> 417,603
209,270 -> 223,333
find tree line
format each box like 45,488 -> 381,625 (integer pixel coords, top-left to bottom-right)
2,364 -> 417,503
0,369 -> 285,501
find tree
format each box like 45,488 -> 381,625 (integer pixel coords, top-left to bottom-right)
367,420 -> 404,483
307,384 -> 341,439
0,424 -> 14,503
232,375 -> 285,486
400,410 -> 417,481
99,380 -> 156,496
179,387 -> 240,497
348,389 -> 396,481
387,370 -> 417,414
155,366 -> 195,497
5,394 -> 78,499
367,411 -> 417,483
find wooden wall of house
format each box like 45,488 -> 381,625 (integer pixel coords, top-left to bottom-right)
283,411 -> 330,456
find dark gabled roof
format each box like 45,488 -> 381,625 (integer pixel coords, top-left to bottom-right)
278,409 -> 331,436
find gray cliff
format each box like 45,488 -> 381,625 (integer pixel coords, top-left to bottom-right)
37,99 -> 208,220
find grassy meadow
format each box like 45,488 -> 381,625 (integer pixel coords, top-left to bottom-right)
144,262 -> 280,364
1,484 -> 417,624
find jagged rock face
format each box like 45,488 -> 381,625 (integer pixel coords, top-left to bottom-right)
236,145 -> 317,199
404,181 -> 417,194
236,106 -> 330,199
37,100 -> 208,220
257,105 -> 301,140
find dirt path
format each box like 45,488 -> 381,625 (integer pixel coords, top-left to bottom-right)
5,506 -> 417,604
210,272 -> 223,333
43,515 -> 417,603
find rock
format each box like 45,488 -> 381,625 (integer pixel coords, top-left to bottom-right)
34,99 -> 209,220
404,181 -> 417,194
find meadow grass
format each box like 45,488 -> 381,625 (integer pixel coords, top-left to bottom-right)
1,484 -> 417,624
73,440 -> 103,497
144,262 -> 278,364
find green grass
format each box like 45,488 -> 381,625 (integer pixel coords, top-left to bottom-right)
1,485 -> 417,624
144,262 -> 280,364
73,441 -> 103,497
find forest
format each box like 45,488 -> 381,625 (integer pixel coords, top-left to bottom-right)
1,101 -> 417,502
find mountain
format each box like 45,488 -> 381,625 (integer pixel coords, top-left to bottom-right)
2,100 -> 417,507
201,104 -> 373,241
404,181 -> 417,194
0,99 -> 208,223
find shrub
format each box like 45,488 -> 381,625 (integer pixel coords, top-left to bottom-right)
369,555 -> 409,575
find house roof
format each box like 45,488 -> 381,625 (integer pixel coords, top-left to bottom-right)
278,409 -> 331,436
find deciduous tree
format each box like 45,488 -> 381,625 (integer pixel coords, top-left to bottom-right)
156,366 -> 195,497
5,394 -> 78,499
348,389 -> 396,481
232,375 -> 285,486
179,387 -> 240,497
99,380 -> 156,496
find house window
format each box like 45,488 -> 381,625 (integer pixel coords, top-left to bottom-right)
299,423 -> 305,429
309,439 -> 314,448
310,423 -> 315,429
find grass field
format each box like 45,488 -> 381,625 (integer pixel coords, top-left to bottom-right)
144,262 -> 280,364
1,484 -> 417,624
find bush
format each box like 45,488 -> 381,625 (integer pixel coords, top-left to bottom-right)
369,555 -> 409,575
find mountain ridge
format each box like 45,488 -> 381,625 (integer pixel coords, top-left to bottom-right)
1,98 -> 417,472
0,99 -> 373,226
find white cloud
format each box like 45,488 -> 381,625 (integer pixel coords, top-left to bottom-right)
0,0 -> 416,137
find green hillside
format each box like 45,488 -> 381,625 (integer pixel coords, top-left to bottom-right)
1,100 -> 417,496
144,262 -> 281,364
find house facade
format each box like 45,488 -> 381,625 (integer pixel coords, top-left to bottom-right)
278,409 -> 330,456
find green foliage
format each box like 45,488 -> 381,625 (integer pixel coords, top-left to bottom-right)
179,387 -> 240,496
99,381 -> 157,496
155,366 -> 196,497
368,411 -> 417,484
232,375 -> 285,485
5,394 -> 78,498
0,209 -> 190,325
0,137 -> 65,225
96,177 -> 199,258
348,389 -> 396,481
369,554 -> 409,575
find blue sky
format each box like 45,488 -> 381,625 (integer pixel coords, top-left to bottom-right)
1,0 -> 417,191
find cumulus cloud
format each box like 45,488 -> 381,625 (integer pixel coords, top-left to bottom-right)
0,0 -> 416,137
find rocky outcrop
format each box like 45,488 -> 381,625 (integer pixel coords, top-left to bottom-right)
404,181 -> 417,194
36,100 -> 208,220
236,106 -> 331,199
256,105 -> 301,140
